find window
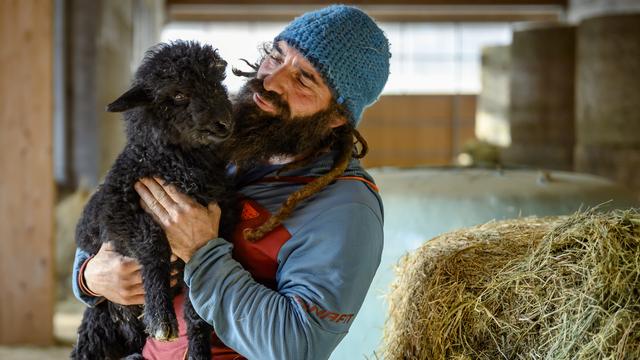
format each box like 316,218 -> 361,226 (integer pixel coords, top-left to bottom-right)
161,21 -> 512,94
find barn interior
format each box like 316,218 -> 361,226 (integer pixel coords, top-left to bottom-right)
1,0 -> 639,359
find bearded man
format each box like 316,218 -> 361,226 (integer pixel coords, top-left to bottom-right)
72,5 -> 390,359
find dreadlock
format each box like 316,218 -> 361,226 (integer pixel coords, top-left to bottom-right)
231,42 -> 272,78
243,124 -> 368,241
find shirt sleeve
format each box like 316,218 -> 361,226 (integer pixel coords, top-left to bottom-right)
72,247 -> 105,307
184,202 -> 383,360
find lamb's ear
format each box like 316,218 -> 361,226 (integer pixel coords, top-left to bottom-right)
106,85 -> 151,112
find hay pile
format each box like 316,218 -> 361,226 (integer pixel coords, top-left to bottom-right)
383,209 -> 640,360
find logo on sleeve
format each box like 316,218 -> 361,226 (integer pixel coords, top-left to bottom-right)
295,296 -> 355,324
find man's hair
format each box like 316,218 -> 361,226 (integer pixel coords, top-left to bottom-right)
230,42 -> 275,78
231,44 -> 370,241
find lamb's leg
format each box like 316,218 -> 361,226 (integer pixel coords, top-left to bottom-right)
140,261 -> 179,340
133,224 -> 179,341
184,293 -> 213,360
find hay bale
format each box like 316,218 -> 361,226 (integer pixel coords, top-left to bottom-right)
383,209 -> 640,359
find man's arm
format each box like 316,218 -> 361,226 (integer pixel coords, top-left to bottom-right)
134,176 -> 384,358
185,203 -> 383,359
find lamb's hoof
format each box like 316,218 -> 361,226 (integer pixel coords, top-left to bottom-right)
147,319 -> 179,341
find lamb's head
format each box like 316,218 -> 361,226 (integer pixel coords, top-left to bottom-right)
107,41 -> 233,148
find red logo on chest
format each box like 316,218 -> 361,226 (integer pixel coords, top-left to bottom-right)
240,202 -> 261,221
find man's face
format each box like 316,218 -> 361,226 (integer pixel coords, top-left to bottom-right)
224,41 -> 348,167
255,41 -> 335,121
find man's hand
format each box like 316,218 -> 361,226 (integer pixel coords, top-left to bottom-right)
84,242 -> 145,305
84,242 -> 181,305
134,177 -> 221,263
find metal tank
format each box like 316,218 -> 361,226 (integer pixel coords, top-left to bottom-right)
575,13 -> 640,197
331,167 -> 638,360
504,24 -> 576,171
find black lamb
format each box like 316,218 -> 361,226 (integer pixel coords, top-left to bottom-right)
72,41 -> 237,360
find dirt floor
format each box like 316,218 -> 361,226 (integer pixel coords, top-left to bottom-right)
0,346 -> 73,360
0,299 -> 83,359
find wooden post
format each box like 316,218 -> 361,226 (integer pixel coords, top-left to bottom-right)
0,0 -> 55,345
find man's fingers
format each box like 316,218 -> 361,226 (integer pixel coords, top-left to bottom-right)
122,294 -> 145,306
122,281 -> 145,294
135,181 -> 171,224
126,268 -> 143,282
140,199 -> 163,225
141,177 -> 177,210
158,177 -> 196,207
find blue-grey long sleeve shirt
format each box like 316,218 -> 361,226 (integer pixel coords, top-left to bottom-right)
72,153 -> 384,359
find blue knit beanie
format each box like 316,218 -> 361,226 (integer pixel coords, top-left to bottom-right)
274,5 -> 391,127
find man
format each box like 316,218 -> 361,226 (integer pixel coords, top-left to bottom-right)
72,5 -> 390,359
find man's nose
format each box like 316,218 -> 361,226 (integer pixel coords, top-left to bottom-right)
262,64 -> 292,96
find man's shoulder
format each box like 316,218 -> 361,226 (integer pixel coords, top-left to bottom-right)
321,176 -> 380,209
286,176 -> 383,231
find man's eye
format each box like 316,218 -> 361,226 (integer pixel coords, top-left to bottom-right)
297,77 -> 310,88
269,54 -> 283,63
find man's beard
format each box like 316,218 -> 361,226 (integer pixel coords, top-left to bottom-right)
224,77 -> 341,168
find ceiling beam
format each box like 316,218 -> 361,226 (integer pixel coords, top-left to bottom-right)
167,3 -> 564,22
168,0 -> 567,5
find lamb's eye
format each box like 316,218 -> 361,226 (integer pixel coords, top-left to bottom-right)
173,92 -> 188,103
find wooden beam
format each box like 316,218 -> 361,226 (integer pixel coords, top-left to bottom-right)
0,0 -> 55,345
168,5 -> 560,22
169,0 -> 567,5
168,5 -> 562,22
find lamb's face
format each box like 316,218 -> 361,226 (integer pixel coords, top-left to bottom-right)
107,41 -> 233,148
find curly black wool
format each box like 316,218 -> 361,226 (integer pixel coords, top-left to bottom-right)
72,41 -> 237,360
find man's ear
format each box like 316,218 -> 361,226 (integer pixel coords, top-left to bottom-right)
106,85 -> 151,112
329,115 -> 348,129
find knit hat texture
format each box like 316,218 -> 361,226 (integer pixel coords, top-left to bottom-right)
274,5 -> 391,127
